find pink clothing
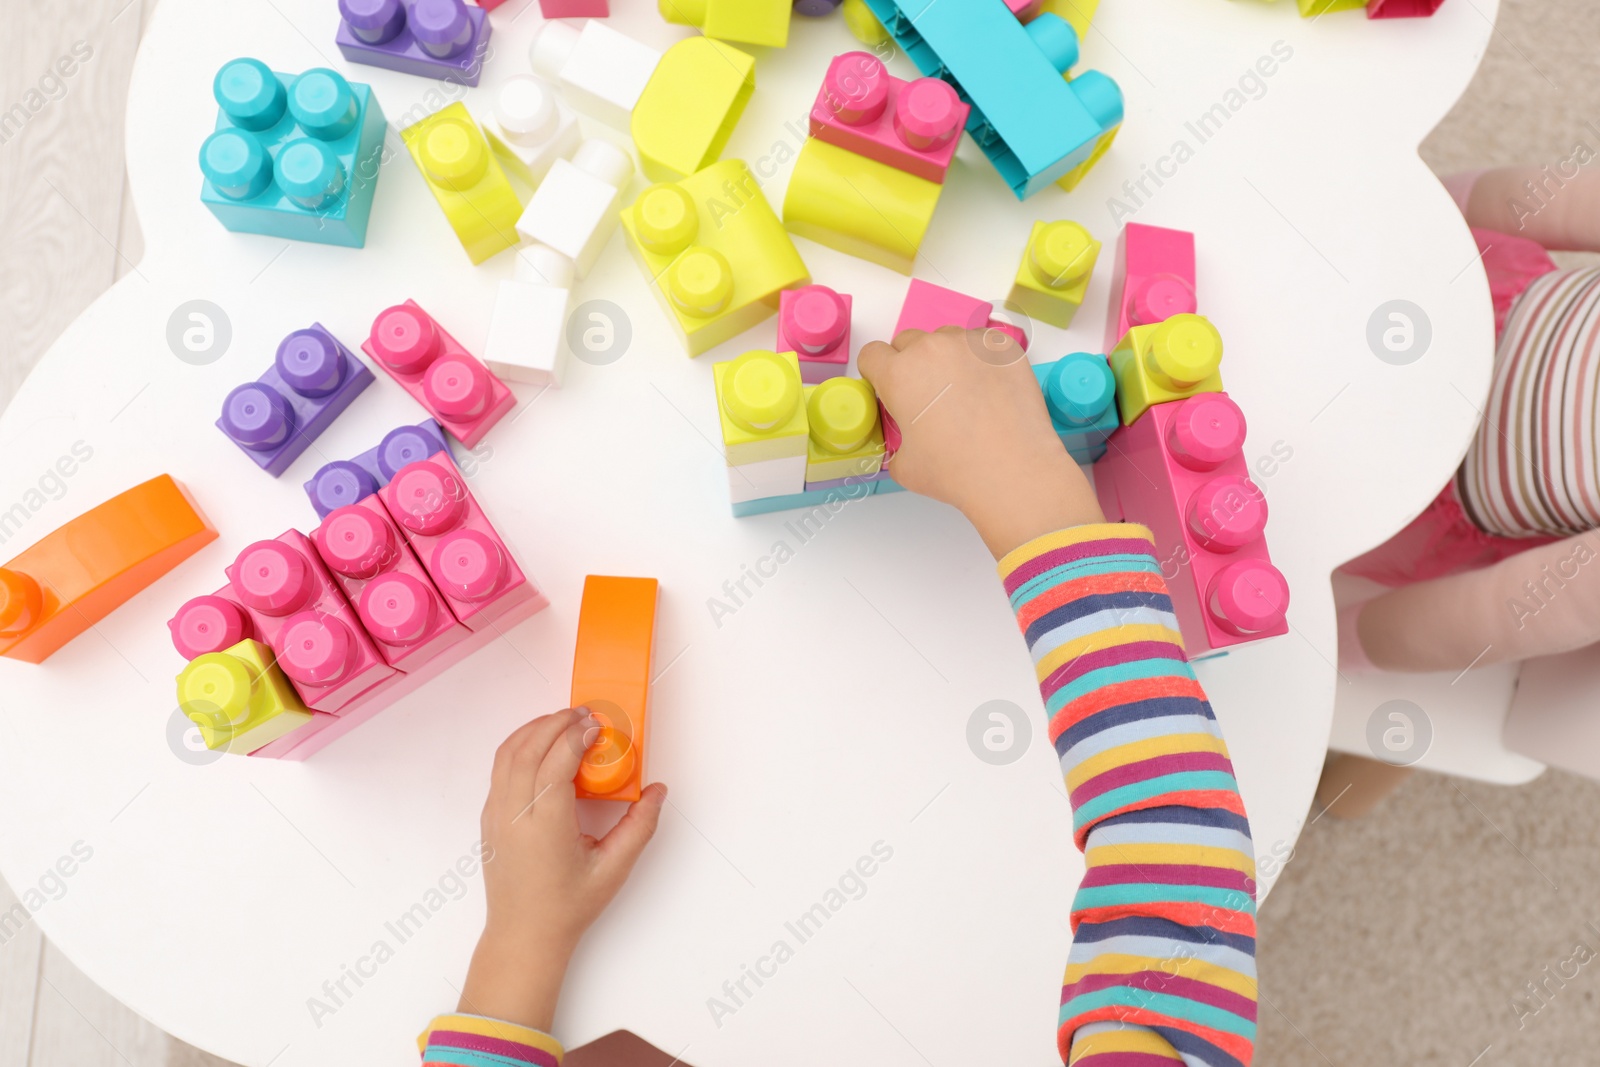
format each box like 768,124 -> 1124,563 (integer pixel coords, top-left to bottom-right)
1344,202 -> 1561,587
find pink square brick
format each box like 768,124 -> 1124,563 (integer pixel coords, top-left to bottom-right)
536,0 -> 609,12
777,285 -> 852,384
810,52 -> 970,185
312,496 -> 472,672
378,451 -> 548,632
224,530 -> 397,713
1104,222 -> 1197,353
363,300 -> 516,449
894,278 -> 1027,350
1093,392 -> 1289,652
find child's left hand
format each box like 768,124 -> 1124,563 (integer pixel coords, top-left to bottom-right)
457,708 -> 668,1033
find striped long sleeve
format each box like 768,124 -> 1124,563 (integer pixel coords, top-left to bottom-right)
418,1014 -> 564,1065
999,525 -> 1259,1067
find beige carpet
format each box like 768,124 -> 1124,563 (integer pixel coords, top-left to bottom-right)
1255,3 -> 1600,1063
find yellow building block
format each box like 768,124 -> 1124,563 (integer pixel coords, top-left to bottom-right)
1039,0 -> 1099,37
176,638 -> 313,755
1007,220 -> 1100,329
805,378 -> 885,483
632,37 -> 755,184
1056,123 -> 1119,193
1109,314 -> 1225,425
841,0 -> 891,46
660,0 -> 790,48
1299,0 -> 1366,13
621,159 -> 809,357
714,350 -> 810,466
783,138 -> 942,276
401,102 -> 522,264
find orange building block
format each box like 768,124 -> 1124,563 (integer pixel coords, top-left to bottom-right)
570,575 -> 659,802
0,476 -> 216,663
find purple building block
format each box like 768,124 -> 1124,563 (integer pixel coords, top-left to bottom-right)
217,324 -> 375,478
336,0 -> 491,88
303,419 -> 449,518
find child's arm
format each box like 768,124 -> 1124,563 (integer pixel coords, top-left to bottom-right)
1459,166 -> 1600,251
420,708 -> 668,1064
1354,531 -> 1600,672
861,329 -> 1260,1066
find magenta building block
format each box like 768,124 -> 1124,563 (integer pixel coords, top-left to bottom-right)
539,0 -> 610,14
168,586 -> 254,661
312,496 -> 471,671
336,0 -> 491,87
1104,222 -> 1198,353
378,452 -> 547,631
1368,0 -> 1447,16
810,52 -> 970,184
777,285 -> 853,385
363,301 -> 516,449
224,530 -> 397,712
1093,392 -> 1289,652
304,419 -> 449,518
893,278 -> 1025,350
217,324 -> 375,477
259,590 -> 545,760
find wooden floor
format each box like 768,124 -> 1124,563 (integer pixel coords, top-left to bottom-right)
0,3 -> 234,1064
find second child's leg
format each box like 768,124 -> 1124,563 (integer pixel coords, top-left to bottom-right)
1463,165 -> 1600,251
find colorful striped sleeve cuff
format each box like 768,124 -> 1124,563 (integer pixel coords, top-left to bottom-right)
999,525 -> 1259,1067
418,1013 -> 564,1065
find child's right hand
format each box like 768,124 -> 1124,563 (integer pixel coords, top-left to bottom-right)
858,327 -> 1105,557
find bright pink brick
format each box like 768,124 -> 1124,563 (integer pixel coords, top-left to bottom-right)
312,496 -> 471,672
810,52 -> 970,185
1367,0 -> 1445,16
1093,392 -> 1289,652
894,278 -> 1027,350
168,586 -> 254,661
1104,222 -> 1197,353
777,285 -> 853,384
537,0 -> 609,12
378,452 -> 548,631
363,300 -> 516,449
224,531 -> 397,712
258,591 -> 546,760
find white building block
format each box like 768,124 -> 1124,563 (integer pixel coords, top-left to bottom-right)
530,19 -> 663,130
483,244 -> 576,388
481,74 -> 582,188
727,454 -> 806,504
515,139 -> 634,278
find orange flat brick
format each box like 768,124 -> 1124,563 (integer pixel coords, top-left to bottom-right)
570,575 -> 659,802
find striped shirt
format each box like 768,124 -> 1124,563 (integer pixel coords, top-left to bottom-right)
1000,525 -> 1258,1067
419,525 -> 1258,1066
1458,266 -> 1600,539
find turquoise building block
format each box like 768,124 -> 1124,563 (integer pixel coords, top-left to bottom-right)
199,59 -> 387,247
1033,352 -> 1119,465
859,1 -> 1122,199
730,480 -> 879,518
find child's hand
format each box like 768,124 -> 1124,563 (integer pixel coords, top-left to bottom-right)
458,708 -> 668,1032
858,327 -> 1104,557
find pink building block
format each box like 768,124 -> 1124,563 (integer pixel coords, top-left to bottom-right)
312,497 -> 471,672
538,0 -> 609,13
777,285 -> 853,384
258,591 -> 545,760
1093,392 -> 1289,652
363,300 -> 516,449
1104,222 -> 1197,353
378,452 -> 548,631
168,587 -> 253,661
1368,0 -> 1446,15
224,531 -> 396,712
810,52 -> 971,185
894,278 -> 1027,349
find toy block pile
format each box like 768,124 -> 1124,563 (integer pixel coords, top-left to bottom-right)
217,324 -> 374,476
1,476 -> 216,664
199,59 -> 387,247
1087,223 -> 1291,652
858,0 -> 1123,197
783,51 -> 964,274
170,451 -> 547,760
571,576 -> 659,801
